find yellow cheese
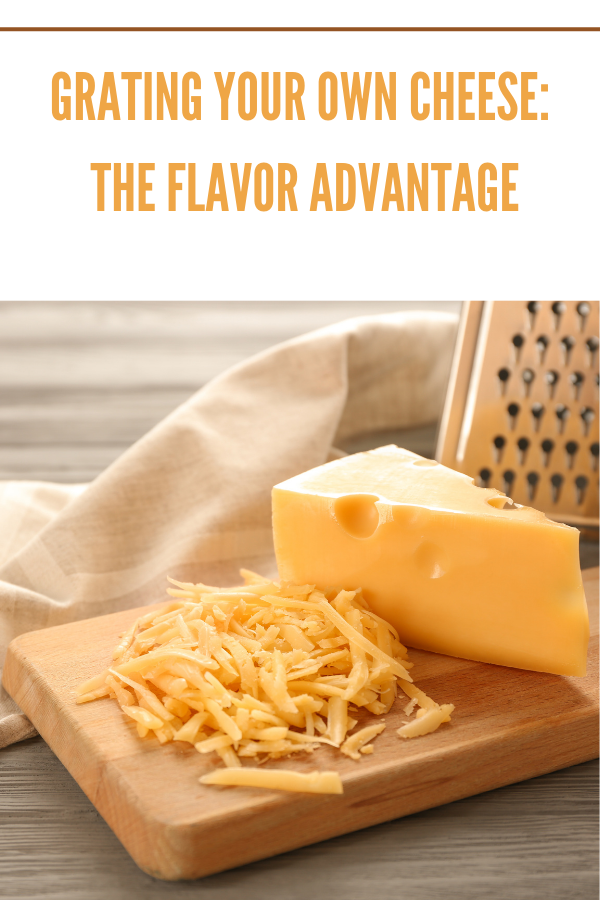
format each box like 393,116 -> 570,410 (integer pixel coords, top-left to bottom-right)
272,446 -> 589,677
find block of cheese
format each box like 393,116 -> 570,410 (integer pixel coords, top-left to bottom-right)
272,446 -> 589,676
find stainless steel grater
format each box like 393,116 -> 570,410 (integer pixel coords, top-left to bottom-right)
436,301 -> 599,528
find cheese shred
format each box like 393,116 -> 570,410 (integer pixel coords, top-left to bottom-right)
78,570 -> 454,794
200,768 -> 343,794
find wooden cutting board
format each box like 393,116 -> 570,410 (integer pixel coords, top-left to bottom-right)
3,568 -> 598,882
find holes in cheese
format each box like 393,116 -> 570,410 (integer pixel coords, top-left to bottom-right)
272,445 -> 589,677
334,494 -> 380,539
486,495 -> 519,511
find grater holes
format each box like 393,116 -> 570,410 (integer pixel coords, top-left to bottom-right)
526,302 -> 540,330
541,438 -> 554,466
478,468 -> 492,487
551,302 -> 566,330
531,402 -> 545,432
580,406 -> 595,436
526,471 -> 539,501
521,368 -> 535,396
516,436 -> 530,464
453,302 -> 598,521
536,334 -> 550,363
497,367 -> 511,395
507,402 -> 520,430
550,473 -> 564,502
545,369 -> 559,398
585,336 -> 599,367
511,333 -> 525,362
575,475 -> 589,505
555,404 -> 570,434
502,469 -> 516,497
560,335 -> 576,366
576,302 -> 590,331
569,371 -> 584,400
565,440 -> 579,469
492,435 -> 506,462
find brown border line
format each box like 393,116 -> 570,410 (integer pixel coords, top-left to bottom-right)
0,26 -> 599,32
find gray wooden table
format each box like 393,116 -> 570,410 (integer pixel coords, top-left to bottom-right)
0,301 -> 597,900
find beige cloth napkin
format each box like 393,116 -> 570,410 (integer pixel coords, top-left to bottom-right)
0,310 -> 458,748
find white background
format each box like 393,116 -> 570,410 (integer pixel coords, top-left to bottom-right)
2,2 -> 599,28
0,29 -> 598,300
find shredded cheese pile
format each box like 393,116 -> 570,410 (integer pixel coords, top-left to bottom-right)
77,570 -> 454,793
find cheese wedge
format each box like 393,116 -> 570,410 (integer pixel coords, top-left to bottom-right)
272,446 -> 589,676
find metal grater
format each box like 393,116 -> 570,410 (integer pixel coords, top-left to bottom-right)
436,301 -> 599,528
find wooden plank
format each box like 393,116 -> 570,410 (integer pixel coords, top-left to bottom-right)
0,301 -> 459,389
0,300 -> 460,483
3,569 -> 598,882
1,741 -> 596,900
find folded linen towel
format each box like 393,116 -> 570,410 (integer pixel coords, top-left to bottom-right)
0,310 -> 457,748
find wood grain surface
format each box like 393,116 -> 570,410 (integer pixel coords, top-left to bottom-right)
3,569 -> 598,880
0,301 -> 597,899
0,301 -> 456,482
